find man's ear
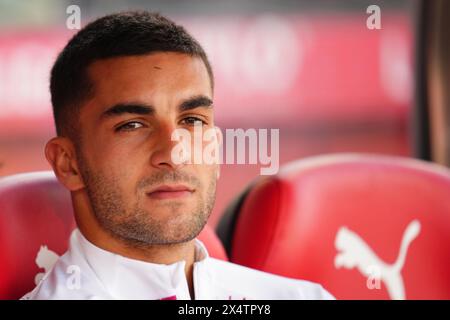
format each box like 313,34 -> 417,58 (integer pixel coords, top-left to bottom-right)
45,137 -> 85,191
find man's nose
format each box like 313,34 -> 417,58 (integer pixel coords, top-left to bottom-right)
150,122 -> 187,170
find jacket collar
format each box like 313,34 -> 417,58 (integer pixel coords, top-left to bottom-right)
71,229 -> 210,300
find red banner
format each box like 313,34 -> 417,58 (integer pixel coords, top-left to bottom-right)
0,14 -> 412,136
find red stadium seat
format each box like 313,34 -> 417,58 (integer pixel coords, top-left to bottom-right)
0,171 -> 227,300
218,153 -> 450,299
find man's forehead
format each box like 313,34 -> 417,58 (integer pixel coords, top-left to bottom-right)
87,52 -> 209,86
83,52 -> 213,116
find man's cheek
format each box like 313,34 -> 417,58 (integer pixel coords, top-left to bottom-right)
199,165 -> 218,191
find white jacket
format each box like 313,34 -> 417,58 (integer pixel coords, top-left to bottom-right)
23,229 -> 334,300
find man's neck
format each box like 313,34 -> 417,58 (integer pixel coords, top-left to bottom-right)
74,200 -> 197,299
81,223 -> 197,298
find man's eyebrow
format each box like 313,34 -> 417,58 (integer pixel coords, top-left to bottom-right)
100,103 -> 155,119
179,95 -> 213,112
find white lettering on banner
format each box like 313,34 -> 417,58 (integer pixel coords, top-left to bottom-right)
0,44 -> 54,117
187,15 -> 302,94
379,30 -> 412,104
240,16 -> 301,93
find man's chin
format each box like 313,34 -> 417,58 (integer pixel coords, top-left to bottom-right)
136,211 -> 207,240
107,220 -> 203,246
142,225 -> 203,245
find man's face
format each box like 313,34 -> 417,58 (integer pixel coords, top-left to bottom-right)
75,52 -> 218,246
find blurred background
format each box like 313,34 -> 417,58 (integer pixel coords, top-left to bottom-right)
0,0 -> 415,226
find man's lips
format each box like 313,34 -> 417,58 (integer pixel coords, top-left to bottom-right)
146,184 -> 194,200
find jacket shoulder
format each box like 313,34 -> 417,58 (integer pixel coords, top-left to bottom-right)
21,251 -> 109,300
206,258 -> 335,300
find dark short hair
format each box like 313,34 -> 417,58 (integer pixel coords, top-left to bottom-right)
50,11 -> 214,140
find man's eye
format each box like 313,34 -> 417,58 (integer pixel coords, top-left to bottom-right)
115,121 -> 144,132
181,117 -> 206,126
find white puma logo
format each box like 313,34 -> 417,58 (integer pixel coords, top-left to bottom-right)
34,245 -> 60,285
334,220 -> 421,300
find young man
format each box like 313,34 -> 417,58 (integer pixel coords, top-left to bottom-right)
23,11 -> 334,300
